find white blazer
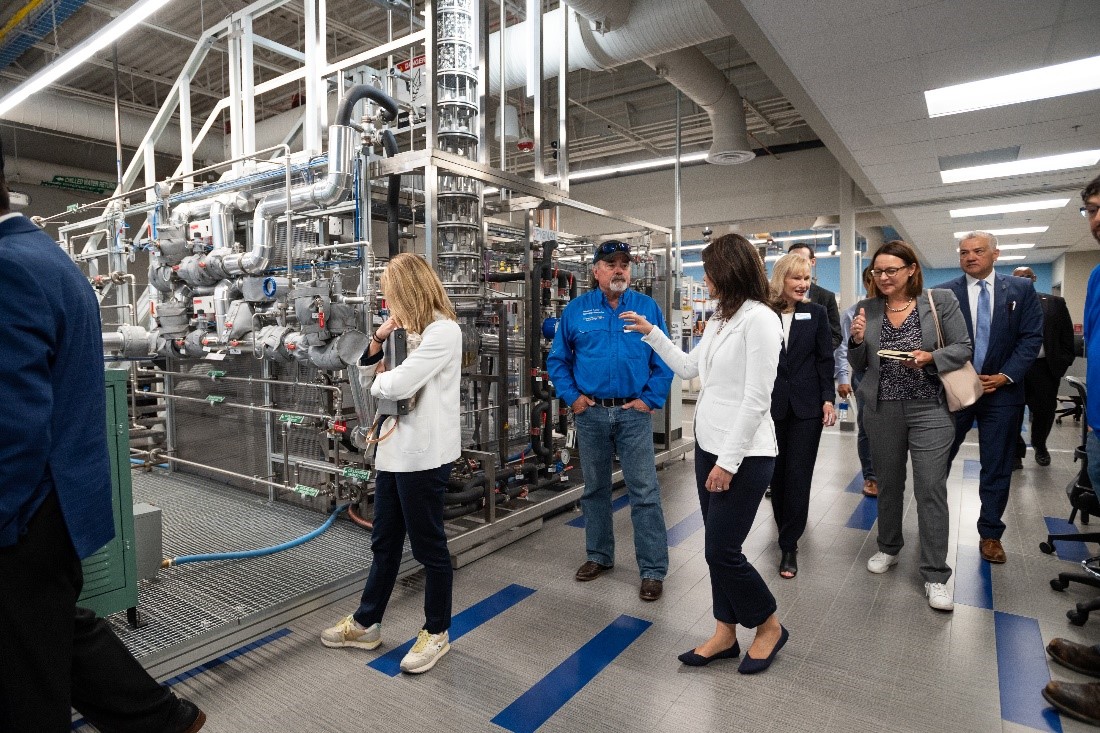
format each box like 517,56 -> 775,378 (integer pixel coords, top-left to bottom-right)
642,299 -> 781,473
359,316 -> 462,472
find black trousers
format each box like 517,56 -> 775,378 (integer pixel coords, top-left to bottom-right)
694,448 -> 777,628
0,492 -> 179,733
770,413 -> 824,552
354,464 -> 454,634
1017,359 -> 1060,454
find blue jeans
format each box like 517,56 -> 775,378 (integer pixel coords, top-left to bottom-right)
354,464 -> 453,634
1087,431 -> 1100,502
695,448 -> 777,628
575,405 -> 669,580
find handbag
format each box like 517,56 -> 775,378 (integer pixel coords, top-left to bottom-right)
926,289 -> 984,412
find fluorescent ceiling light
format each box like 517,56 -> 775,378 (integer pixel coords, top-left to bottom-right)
547,151 -> 710,183
925,55 -> 1100,117
748,232 -> 834,245
0,0 -> 175,118
940,150 -> 1100,184
996,243 -> 1036,250
683,261 -> 704,268
949,198 -> 1070,218
998,255 -> 1027,261
954,226 -> 1048,238
763,254 -> 783,262
680,244 -> 707,252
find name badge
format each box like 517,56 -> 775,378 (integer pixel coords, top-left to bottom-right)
795,312 -> 811,320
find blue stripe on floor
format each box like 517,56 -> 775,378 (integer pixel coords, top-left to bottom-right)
964,459 -> 982,481
567,493 -> 631,528
995,611 -> 1063,733
667,509 -> 704,547
368,583 -> 536,677
953,544 -> 994,610
1044,516 -> 1093,563
844,471 -> 865,494
72,628 -> 293,730
491,614 -> 651,733
845,496 -> 878,530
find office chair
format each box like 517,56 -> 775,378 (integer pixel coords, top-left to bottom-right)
1041,378 -> 1100,625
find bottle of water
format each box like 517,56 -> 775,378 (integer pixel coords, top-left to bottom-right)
838,400 -> 849,421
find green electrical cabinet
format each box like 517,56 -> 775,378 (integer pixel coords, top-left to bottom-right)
77,369 -> 139,619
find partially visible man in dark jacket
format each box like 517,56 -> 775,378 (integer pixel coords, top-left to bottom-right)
788,242 -> 841,348
0,139 -> 206,732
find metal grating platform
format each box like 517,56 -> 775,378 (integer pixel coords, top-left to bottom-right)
106,469 -> 411,667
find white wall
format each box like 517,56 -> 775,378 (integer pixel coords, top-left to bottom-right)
1061,250 -> 1100,327
559,146 -> 841,236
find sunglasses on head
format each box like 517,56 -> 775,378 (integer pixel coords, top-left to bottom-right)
593,241 -> 631,262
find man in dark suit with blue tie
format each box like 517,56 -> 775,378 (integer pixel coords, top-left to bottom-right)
0,141 -> 205,731
938,231 -> 1043,564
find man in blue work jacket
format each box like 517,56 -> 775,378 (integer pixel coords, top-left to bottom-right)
0,140 -> 205,731
547,240 -> 673,601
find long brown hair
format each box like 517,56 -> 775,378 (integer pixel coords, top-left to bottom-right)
379,253 -> 457,333
701,234 -> 773,319
867,240 -> 923,298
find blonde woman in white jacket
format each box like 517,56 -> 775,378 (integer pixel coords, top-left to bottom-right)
321,253 -> 461,675
621,234 -> 789,675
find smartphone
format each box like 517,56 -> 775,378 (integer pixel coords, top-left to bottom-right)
877,349 -> 913,361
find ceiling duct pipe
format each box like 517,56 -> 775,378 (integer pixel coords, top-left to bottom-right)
487,0 -> 731,94
564,0 -> 631,31
644,48 -> 753,165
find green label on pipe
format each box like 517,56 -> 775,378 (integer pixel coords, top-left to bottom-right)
205,395 -> 225,405
207,370 -> 227,378
278,414 -> 305,424
342,467 -> 372,481
294,485 -> 320,497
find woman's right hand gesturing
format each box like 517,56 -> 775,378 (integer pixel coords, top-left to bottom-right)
849,307 -> 866,344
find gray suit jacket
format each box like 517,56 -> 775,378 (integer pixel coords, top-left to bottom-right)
847,289 -> 973,411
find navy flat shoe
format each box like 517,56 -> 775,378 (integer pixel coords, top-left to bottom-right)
677,641 -> 741,667
738,625 -> 789,674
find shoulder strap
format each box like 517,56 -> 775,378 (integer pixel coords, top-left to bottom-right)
926,289 -> 946,349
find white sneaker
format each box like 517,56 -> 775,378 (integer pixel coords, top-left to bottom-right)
867,552 -> 899,574
400,629 -> 450,674
321,615 -> 381,649
925,582 -> 954,612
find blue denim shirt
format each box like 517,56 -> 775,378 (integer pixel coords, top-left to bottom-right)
546,287 -> 674,409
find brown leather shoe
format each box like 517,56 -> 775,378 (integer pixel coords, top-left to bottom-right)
575,560 -> 612,582
1048,638 -> 1100,678
1042,681 -> 1100,726
979,538 -> 1006,563
639,578 -> 663,601
862,480 -> 878,498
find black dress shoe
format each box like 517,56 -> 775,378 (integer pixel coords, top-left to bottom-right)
779,550 -> 798,579
678,641 -> 740,666
1043,681 -> 1100,726
738,625 -> 789,674
1048,638 -> 1100,678
1013,458 -> 1023,470
575,561 -> 612,582
1035,449 -> 1051,466
167,698 -> 206,733
639,578 -> 663,601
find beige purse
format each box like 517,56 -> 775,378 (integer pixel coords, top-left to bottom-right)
926,289 -> 984,412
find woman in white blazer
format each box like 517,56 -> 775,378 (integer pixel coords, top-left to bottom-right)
321,253 -> 462,675
621,234 -> 789,674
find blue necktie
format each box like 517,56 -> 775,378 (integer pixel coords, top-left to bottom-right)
974,280 -> 990,372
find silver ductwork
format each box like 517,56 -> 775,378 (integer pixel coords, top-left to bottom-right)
644,48 -> 754,165
489,0 -> 751,165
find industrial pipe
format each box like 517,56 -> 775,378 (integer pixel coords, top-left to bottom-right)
335,84 -> 399,126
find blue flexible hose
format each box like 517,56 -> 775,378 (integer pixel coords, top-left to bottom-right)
165,504 -> 349,567
130,457 -> 169,469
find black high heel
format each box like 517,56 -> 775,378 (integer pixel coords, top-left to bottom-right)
779,550 -> 798,579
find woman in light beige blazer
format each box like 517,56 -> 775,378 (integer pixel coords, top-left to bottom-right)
622,234 -> 790,675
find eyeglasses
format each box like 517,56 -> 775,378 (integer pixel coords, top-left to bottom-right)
1083,205 -> 1100,218
870,266 -> 911,279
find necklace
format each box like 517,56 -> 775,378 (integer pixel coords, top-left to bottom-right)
886,297 -> 914,313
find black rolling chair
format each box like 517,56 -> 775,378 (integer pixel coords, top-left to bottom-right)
1041,377 -> 1100,625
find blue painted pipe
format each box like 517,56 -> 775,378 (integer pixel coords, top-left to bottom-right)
130,457 -> 169,469
164,504 -> 348,567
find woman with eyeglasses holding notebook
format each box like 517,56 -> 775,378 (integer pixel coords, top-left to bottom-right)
847,240 -> 971,612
